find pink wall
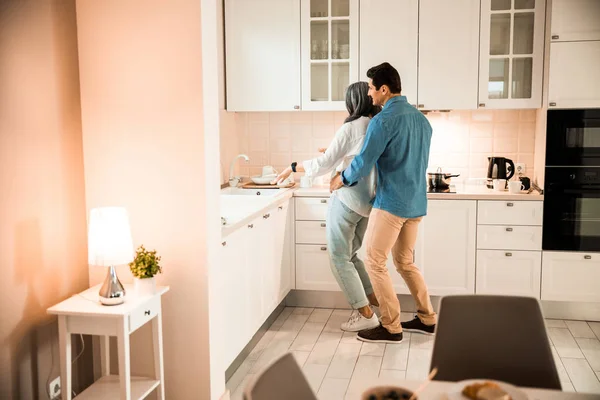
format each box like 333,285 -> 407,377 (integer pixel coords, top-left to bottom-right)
0,1 -> 91,398
76,0 -> 212,398
221,109 -> 538,183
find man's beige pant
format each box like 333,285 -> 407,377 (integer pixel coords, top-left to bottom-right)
365,208 -> 437,334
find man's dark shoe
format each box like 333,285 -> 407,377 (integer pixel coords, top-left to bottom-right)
357,325 -> 403,344
401,316 -> 435,335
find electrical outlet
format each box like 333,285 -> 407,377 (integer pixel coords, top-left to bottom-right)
49,376 -> 61,399
516,163 -> 526,175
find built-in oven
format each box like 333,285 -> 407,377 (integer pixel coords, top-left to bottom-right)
543,166 -> 600,252
546,109 -> 600,166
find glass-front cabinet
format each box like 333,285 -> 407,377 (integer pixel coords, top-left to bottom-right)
479,0 -> 546,109
301,0 -> 359,111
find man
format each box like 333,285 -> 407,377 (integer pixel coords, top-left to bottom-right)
330,62 -> 436,343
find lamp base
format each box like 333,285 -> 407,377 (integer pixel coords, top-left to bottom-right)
99,265 -> 126,305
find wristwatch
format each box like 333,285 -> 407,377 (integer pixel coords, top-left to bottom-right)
291,162 -> 297,172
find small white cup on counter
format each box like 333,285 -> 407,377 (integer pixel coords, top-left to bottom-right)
508,180 -> 525,194
493,179 -> 507,191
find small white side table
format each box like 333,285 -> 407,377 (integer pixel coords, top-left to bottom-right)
47,284 -> 170,400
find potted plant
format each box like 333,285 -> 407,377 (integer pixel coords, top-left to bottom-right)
129,245 -> 162,296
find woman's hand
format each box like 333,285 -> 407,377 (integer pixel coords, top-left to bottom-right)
318,147 -> 327,153
271,166 -> 293,185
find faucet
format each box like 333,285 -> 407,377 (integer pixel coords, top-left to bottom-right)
229,154 -> 250,187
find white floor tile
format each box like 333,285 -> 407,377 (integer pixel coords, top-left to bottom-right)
303,363 -> 329,393
546,319 -> 567,328
562,358 -> 600,394
409,333 -> 435,350
548,328 -> 585,359
566,320 -> 597,339
576,338 -> 600,372
249,338 -> 293,374
561,381 -> 576,392
292,350 -> 311,368
326,343 -> 362,379
306,331 -> 343,365
292,307 -> 315,315
379,369 -> 406,381
324,310 -> 352,333
226,358 -> 256,394
273,312 -> 311,342
589,322 -> 600,340
405,348 -> 433,381
381,341 -> 410,371
317,377 -> 350,399
360,342 -> 386,357
345,355 -> 383,399
551,347 -> 573,385
290,321 -> 326,352
341,331 -> 359,344
309,308 -> 334,323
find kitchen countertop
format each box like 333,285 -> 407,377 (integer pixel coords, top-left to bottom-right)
293,183 -> 544,201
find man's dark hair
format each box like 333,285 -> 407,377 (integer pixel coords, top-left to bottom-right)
366,62 -> 402,94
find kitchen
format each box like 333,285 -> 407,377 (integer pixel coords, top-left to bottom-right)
217,0 -> 600,399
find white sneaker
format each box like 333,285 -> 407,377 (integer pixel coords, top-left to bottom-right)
341,310 -> 380,332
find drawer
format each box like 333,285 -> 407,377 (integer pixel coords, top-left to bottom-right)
477,201 -> 543,226
542,251 -> 600,302
295,245 -> 338,291
477,225 -> 542,251
295,197 -> 329,221
129,296 -> 160,333
296,221 -> 327,244
476,250 -> 541,298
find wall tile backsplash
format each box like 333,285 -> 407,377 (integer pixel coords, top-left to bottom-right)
223,109 -> 537,184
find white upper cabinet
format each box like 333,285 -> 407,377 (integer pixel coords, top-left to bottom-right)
418,0 -> 480,110
360,0 -> 418,106
478,0 -> 546,109
225,0 -> 301,111
551,0 -> 600,42
301,0 -> 359,111
548,41 -> 600,109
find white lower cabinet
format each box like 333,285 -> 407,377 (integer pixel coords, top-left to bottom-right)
296,244 -> 339,291
220,199 -> 292,367
476,250 -> 541,298
542,251 -> 600,302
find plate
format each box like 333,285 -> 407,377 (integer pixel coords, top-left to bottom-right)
446,379 -> 528,400
251,176 -> 276,185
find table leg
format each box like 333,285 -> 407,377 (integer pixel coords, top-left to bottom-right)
152,312 -> 165,400
100,335 -> 111,376
58,316 -> 72,400
117,317 -> 131,399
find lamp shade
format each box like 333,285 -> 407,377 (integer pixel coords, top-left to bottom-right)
88,207 -> 134,267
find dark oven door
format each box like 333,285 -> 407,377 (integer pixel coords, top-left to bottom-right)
543,167 -> 600,251
546,109 -> 600,166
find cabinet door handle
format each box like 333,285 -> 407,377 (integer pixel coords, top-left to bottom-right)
411,104 -> 417,108
418,104 -> 424,108
320,247 -> 327,251
294,105 -> 300,110
248,224 -> 254,228
506,202 -> 514,207
263,213 -> 270,219
479,103 -> 486,107
584,255 -> 592,260
278,206 -> 283,210
222,241 -> 227,246
320,199 -> 327,204
505,252 -> 512,257
320,223 -> 326,228
549,102 -> 557,107
551,34 -> 559,40
144,310 -> 151,316
505,227 -> 513,232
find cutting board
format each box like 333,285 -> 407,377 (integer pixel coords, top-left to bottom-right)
241,181 -> 296,189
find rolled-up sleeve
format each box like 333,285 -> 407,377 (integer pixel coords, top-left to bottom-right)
303,124 -> 351,178
342,118 -> 388,186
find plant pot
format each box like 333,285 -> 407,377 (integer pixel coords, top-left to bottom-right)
133,277 -> 156,297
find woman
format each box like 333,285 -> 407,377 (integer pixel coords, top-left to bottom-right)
272,81 -> 380,332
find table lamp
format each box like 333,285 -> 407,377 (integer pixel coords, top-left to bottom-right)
88,207 -> 134,305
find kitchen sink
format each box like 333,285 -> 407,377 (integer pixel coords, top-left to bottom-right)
221,187 -> 282,196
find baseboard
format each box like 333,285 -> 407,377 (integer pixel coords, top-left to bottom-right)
224,301 -> 286,382
284,290 -> 443,313
541,300 -> 600,322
